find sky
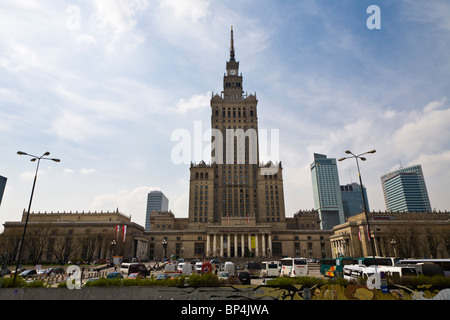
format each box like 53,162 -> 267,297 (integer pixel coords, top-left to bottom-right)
1,0 -> 449,231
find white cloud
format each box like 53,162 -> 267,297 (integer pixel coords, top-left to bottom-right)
77,34 -> 97,45
92,0 -> 149,53
174,91 -> 210,114
89,186 -> 158,224
393,97 -> 450,158
159,0 -> 210,22
81,168 -> 97,175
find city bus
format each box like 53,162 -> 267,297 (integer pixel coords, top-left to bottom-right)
280,257 -> 308,277
320,257 -> 358,277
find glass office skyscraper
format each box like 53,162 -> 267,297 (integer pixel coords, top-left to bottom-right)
0,175 -> 6,206
145,191 -> 169,231
340,182 -> 370,220
310,153 -> 344,230
380,164 -> 431,212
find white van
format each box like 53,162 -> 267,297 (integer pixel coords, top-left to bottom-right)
224,262 -> 235,276
120,262 -> 134,275
181,263 -> 193,275
260,261 -> 280,277
195,262 -> 203,273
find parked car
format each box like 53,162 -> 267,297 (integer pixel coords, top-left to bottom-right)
218,271 -> 230,281
195,262 -> 203,273
83,277 -> 100,286
156,273 -> 169,280
128,263 -> 147,276
238,271 -> 251,285
106,272 -> 123,279
128,273 -> 144,279
20,269 -> 37,277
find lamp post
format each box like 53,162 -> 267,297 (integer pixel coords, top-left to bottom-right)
390,239 -> 397,257
338,149 -> 377,264
13,151 -> 60,286
162,239 -> 168,262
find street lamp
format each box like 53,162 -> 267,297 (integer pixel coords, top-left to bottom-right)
338,149 -> 377,264
390,239 -> 397,257
162,239 -> 168,262
13,151 -> 60,286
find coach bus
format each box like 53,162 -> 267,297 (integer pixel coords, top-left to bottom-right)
280,257 -> 308,277
396,259 -> 450,277
320,257 -> 358,278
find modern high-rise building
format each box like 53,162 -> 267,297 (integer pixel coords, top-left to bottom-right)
0,175 -> 7,206
340,183 -> 370,220
310,153 -> 344,230
145,191 -> 169,231
380,164 -> 432,212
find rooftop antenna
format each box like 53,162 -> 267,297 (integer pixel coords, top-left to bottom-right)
230,25 -> 235,61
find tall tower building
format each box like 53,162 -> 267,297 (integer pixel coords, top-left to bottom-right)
380,164 -> 431,212
145,190 -> 169,231
310,153 -> 344,230
188,27 -> 286,227
340,182 -> 370,220
0,175 -> 6,206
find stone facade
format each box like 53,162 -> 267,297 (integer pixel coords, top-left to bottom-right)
0,209 -> 146,264
330,211 -> 450,258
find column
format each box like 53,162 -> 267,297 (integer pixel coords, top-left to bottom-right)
268,235 -> 272,257
220,234 -> 224,257
213,234 -> 217,257
262,233 -> 266,257
206,234 -> 210,257
234,234 -> 238,258
248,234 -> 252,256
228,233 -> 231,257
241,234 -> 245,257
255,234 -> 259,257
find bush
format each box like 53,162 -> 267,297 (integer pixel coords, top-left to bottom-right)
388,275 -> 450,287
187,273 -> 219,287
266,276 -> 347,287
0,276 -> 25,288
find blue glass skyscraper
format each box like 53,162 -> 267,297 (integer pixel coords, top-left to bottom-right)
381,164 -> 431,212
145,191 -> 169,231
340,182 -> 370,220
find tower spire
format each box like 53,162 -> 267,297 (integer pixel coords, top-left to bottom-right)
230,25 -> 235,61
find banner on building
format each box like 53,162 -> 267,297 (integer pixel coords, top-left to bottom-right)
122,225 -> 127,242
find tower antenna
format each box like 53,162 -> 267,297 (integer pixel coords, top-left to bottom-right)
230,26 -> 235,61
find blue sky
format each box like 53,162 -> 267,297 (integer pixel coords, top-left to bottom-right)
1,0 -> 449,230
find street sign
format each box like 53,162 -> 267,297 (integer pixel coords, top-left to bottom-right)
379,271 -> 388,293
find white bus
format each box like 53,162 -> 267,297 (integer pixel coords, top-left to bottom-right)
343,265 -> 418,282
397,259 -> 450,277
260,261 -> 280,278
280,258 -> 308,277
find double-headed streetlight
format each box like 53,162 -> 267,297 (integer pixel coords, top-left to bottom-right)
338,149 -> 377,264
13,151 -> 60,286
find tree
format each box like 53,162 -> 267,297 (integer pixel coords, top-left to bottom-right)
49,229 -> 80,265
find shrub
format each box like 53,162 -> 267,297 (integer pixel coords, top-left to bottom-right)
187,273 -> 219,287
0,276 -> 25,288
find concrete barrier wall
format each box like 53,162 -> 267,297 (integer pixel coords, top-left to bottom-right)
1,284 -> 449,300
